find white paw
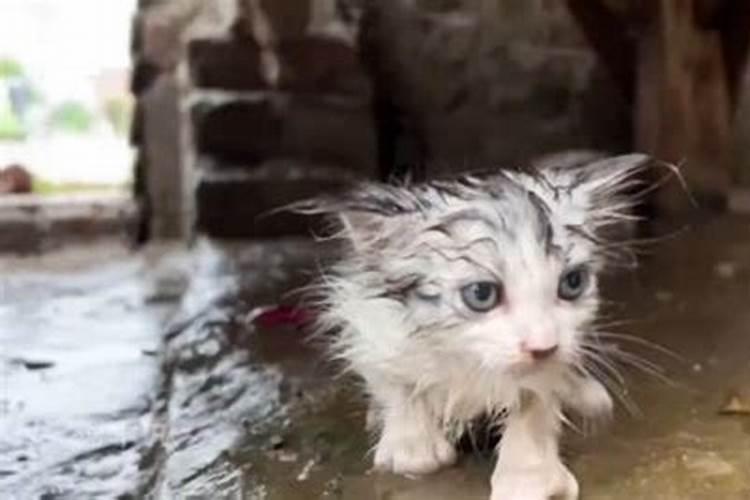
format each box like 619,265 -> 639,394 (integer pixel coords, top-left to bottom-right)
491,461 -> 579,500
374,424 -> 457,475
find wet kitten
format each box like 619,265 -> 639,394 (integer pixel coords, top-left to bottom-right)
305,154 -> 649,500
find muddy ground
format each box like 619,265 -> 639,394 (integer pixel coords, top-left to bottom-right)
2,215 -> 750,499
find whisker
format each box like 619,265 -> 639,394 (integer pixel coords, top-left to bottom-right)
602,347 -> 681,388
577,345 -> 626,385
592,331 -> 685,363
586,339 -> 682,390
578,357 -> 641,418
574,347 -> 641,417
558,407 -> 583,435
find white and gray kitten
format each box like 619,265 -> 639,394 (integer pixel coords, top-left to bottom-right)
305,154 -> 649,500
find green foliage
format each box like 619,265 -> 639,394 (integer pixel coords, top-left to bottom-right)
103,97 -> 133,136
33,178 -> 127,195
0,58 -> 24,79
0,104 -> 25,141
49,101 -> 94,133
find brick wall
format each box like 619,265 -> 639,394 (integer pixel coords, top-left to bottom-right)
130,0 -> 631,241
363,0 -> 630,177
131,0 -> 377,240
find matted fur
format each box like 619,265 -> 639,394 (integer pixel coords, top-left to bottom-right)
298,154 -> 651,498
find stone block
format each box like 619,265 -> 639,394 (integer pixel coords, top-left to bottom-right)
192,96 -> 376,173
188,38 -> 265,90
277,37 -> 370,95
195,174 -> 348,238
141,75 -> 185,239
0,215 -> 43,254
281,97 -> 376,172
192,99 -> 283,165
0,195 -> 136,254
188,37 -> 370,96
236,0 -> 312,41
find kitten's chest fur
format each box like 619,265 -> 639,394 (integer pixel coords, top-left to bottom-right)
406,362 -> 571,427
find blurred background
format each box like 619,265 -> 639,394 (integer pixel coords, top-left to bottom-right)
0,0 -> 135,191
0,0 -> 748,250
3,1 -> 750,499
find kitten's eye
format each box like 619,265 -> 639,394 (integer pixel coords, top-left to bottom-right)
558,267 -> 590,301
461,281 -> 502,312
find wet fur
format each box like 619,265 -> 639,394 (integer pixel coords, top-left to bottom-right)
300,155 -> 650,499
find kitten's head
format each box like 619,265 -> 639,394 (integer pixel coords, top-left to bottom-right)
309,155 -> 649,385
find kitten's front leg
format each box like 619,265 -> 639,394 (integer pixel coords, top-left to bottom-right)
372,393 -> 457,476
491,394 -> 578,500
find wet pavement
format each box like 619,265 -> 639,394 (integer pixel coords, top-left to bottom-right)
3,215 -> 750,499
0,243 -> 185,499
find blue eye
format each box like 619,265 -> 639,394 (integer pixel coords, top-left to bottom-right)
558,267 -> 590,301
461,281 -> 502,312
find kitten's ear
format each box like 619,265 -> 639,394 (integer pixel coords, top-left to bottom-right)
560,154 -> 650,207
292,183 -> 416,251
547,153 -> 652,233
569,153 -> 651,195
337,210 -> 388,251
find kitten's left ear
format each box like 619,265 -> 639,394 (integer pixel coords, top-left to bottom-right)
557,154 -> 651,216
539,153 -> 653,241
564,154 -> 651,200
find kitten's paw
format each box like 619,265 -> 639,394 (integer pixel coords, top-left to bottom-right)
374,425 -> 457,475
491,461 -> 579,500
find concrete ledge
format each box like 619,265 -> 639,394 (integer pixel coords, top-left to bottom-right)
0,193 -> 136,254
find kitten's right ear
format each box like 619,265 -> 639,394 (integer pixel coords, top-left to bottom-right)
337,210 -> 388,251
290,185 -> 408,252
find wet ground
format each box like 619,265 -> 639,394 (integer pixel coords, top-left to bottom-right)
3,215 -> 750,499
0,243 -> 185,499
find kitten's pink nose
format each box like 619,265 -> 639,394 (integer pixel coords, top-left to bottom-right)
526,344 -> 559,361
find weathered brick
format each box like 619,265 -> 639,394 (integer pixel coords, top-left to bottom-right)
236,0 -> 312,40
188,37 -> 370,96
0,216 -> 43,254
192,97 -> 376,173
188,38 -> 265,90
195,175 -> 347,238
141,75 -> 185,239
281,96 -> 376,173
277,37 -> 370,96
192,99 -> 283,164
0,196 -> 136,254
46,209 -> 133,244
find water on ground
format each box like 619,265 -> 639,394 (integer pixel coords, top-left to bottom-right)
3,216 -> 750,499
